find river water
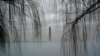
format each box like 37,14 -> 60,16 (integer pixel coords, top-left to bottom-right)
0,41 -> 100,56
0,42 -> 61,56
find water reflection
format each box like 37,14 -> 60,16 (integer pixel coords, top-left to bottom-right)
61,41 -> 100,56
0,43 -> 5,56
0,42 -> 61,56
0,41 -> 100,56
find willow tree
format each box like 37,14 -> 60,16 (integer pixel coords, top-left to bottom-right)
62,0 -> 100,56
0,0 -> 42,42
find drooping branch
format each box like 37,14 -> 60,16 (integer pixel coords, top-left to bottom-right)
3,0 -> 15,5
1,0 -> 41,41
72,0 -> 100,26
70,1 -> 100,56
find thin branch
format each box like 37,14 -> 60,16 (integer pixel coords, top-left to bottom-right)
72,0 -> 100,26
81,0 -> 88,8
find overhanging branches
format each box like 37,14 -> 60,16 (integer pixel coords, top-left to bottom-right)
72,0 -> 100,26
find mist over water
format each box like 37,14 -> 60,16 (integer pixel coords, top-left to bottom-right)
0,0 -> 100,56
